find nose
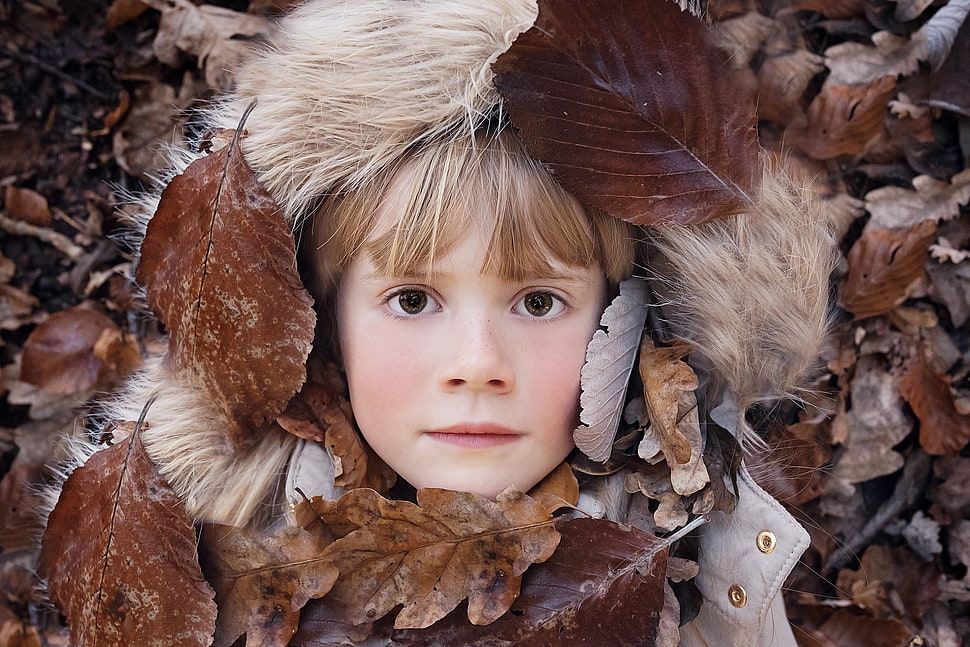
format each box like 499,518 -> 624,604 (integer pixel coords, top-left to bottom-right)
438,315 -> 515,393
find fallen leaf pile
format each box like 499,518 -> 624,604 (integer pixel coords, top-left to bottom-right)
2,0 -> 970,645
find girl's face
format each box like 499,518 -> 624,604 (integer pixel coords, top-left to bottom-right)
336,225 -> 607,499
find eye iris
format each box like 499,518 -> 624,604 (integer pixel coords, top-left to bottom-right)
525,292 -> 553,316
399,290 -> 427,314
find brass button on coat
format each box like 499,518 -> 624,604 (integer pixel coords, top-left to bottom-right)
728,584 -> 747,608
757,530 -> 777,554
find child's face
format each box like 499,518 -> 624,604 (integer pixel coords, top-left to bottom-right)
336,226 -> 607,499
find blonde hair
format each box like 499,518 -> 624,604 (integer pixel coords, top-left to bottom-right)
304,128 -> 635,297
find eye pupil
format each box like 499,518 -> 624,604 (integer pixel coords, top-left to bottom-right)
399,290 -> 427,314
525,292 -> 553,316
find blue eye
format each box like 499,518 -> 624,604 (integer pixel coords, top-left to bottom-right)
516,292 -> 564,317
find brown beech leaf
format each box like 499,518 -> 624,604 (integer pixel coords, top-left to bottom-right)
4,185 -> 51,227
300,487 -> 560,629
755,49 -> 827,125
388,518 -> 668,647
137,128 -> 316,448
20,306 -> 118,393
493,0 -> 760,226
786,76 -> 896,160
805,610 -> 915,647
199,523 -> 339,647
898,343 -> 970,455
38,429 -> 217,647
839,219 -> 937,319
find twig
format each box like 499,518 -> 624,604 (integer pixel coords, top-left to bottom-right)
824,450 -> 933,571
0,212 -> 86,260
2,45 -> 117,103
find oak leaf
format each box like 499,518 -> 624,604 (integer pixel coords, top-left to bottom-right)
898,341 -> 970,455
574,277 -> 648,462
299,487 -> 560,629
19,306 -> 118,394
137,128 -> 316,448
388,518 -> 668,646
839,219 -> 937,319
199,523 -> 339,647
824,0 -> 970,86
865,168 -> 970,231
493,0 -> 760,226
755,49 -> 827,125
38,429 -> 217,647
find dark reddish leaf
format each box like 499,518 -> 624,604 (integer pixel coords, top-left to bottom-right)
38,430 -> 217,647
20,306 -> 117,393
199,523 -> 338,647
898,342 -> 970,455
839,219 -> 937,319
493,0 -> 760,226
136,130 -> 316,448
389,518 -> 668,646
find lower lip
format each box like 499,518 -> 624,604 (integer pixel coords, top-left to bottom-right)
425,432 -> 520,449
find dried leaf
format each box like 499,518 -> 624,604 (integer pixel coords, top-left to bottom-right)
527,462 -> 580,514
20,306 -> 118,393
0,463 -> 43,552
389,518 -> 668,647
92,326 -> 143,389
839,219 -> 937,319
824,0 -> 970,86
865,168 -> 970,231
38,430 -> 217,647
493,0 -> 760,226
300,487 -> 560,629
137,129 -> 316,448
836,544 -> 940,624
145,0 -> 272,90
807,610 -> 916,647
755,49 -> 827,124
898,342 -> 970,455
4,186 -> 51,227
786,76 -> 896,160
637,338 -> 708,495
574,277 -> 648,462
199,523 -> 338,647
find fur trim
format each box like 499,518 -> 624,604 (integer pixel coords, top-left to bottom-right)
646,160 -> 836,429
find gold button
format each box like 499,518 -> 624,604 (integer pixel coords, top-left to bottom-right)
757,530 -> 776,554
728,584 -> 747,608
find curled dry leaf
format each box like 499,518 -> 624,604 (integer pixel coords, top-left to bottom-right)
277,372 -> 396,492
824,0 -> 970,86
574,277 -> 648,462
786,76 -> 896,160
527,461 -> 580,514
199,523 -> 338,647
898,342 -> 970,455
839,219 -> 937,319
865,168 -> 970,231
20,306 -> 119,394
637,338 -> 709,495
493,0 -> 760,226
756,49 -> 827,125
389,518 -> 668,647
145,0 -> 273,90
299,487 -> 560,629
39,430 -> 217,647
137,129 -> 316,448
